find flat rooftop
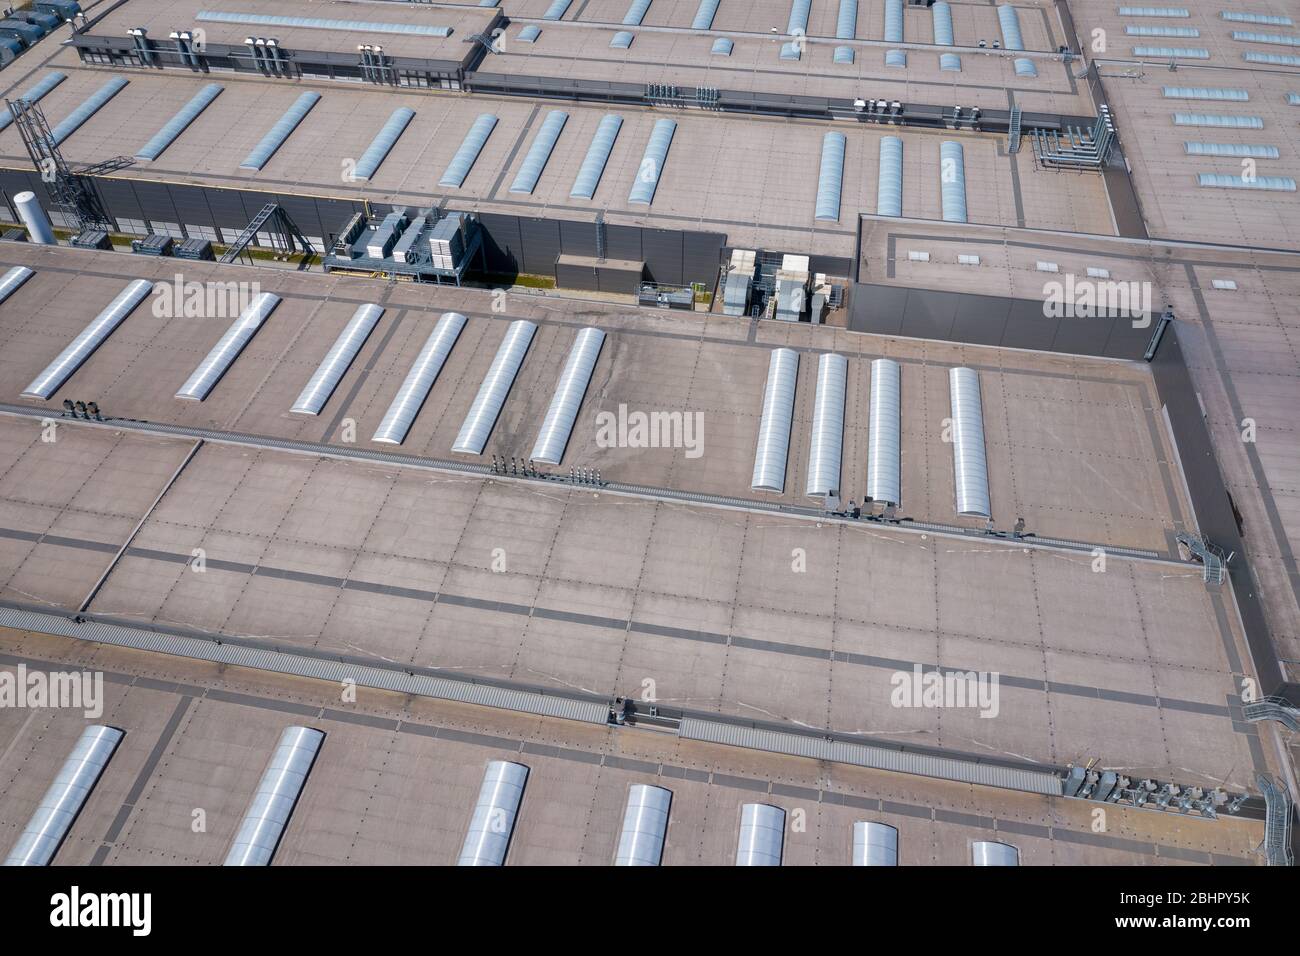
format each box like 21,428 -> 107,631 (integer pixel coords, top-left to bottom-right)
0,53 -> 1117,258
0,243 -> 1275,806
0,629 -> 1267,864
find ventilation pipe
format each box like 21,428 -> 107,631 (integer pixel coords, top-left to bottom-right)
14,191 -> 55,245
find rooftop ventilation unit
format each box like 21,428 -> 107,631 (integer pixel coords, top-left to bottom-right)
453,320 -> 537,455
224,726 -> 324,866
290,304 -> 384,415
852,821 -> 898,866
458,761 -> 528,866
805,352 -> 848,498
628,118 -> 676,205
353,107 -> 415,181
751,348 -> 799,493
135,83 -> 222,161
22,279 -> 153,400
531,326 -> 605,465
614,785 -> 672,866
175,292 -> 281,401
439,113 -> 498,188
949,366 -> 990,518
736,804 -> 785,866
571,114 -> 623,199
509,110 -> 568,194
372,311 -> 467,445
240,91 -> 320,171
867,358 -> 901,507
196,11 -> 453,38
3,726 -> 123,866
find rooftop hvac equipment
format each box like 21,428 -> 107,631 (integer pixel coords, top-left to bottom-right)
427,213 -> 467,271
971,840 -> 1019,865
391,213 -> 426,263
458,761 -> 528,866
751,347 -> 799,493
614,785 -> 672,866
692,0 -> 720,30
948,366 -> 990,518
623,0 -> 652,26
135,83 -> 223,161
51,76 -> 128,145
1133,45 -> 1209,57
22,279 -> 153,400
291,304 -> 384,415
0,71 -> 65,132
196,11 -> 453,38
1173,111 -> 1263,127
877,135 -> 903,216
372,311 -> 467,445
174,237 -> 215,260
353,107 -> 415,181
628,118 -> 676,205
736,804 -> 785,866
174,292 -> 282,401
0,265 -> 34,305
939,141 -> 967,222
530,326 -> 605,465
365,210 -> 407,259
3,726 -> 123,866
1183,141 -> 1278,157
1198,173 -> 1296,191
722,248 -> 756,315
867,357 -> 901,506
805,352 -> 847,498
571,114 -> 623,199
440,113 -> 498,188
815,131 -> 846,221
453,320 -> 537,455
240,91 -> 320,171
224,726 -> 324,866
510,110 -> 569,194
130,234 -> 173,256
853,821 -> 898,866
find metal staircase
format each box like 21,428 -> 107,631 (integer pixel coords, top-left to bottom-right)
1244,696 -> 1300,732
1176,531 -> 1230,585
219,203 -> 315,264
1257,774 -> 1294,866
1006,104 -> 1022,154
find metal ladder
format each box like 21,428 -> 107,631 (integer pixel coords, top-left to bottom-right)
219,203 -> 279,263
